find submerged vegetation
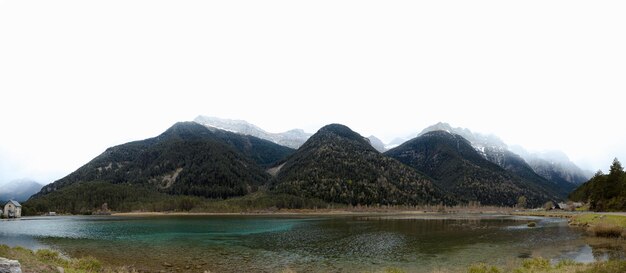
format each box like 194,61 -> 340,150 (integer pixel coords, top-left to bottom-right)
466,258 -> 626,273
3,245 -> 626,273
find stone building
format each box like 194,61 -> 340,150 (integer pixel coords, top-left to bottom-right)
3,200 -> 21,218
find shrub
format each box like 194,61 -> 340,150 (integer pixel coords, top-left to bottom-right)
590,223 -> 623,238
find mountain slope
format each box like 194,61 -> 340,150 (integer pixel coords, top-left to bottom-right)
0,179 -> 43,202
509,147 -> 591,185
367,135 -> 387,152
272,124 -> 448,206
204,127 -> 295,167
33,122 -> 293,201
419,122 -> 579,195
194,116 -> 311,149
570,159 -> 626,211
385,131 -> 561,206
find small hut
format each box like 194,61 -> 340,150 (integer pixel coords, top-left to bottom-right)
3,200 -> 22,218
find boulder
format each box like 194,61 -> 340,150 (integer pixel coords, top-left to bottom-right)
0,258 -> 21,273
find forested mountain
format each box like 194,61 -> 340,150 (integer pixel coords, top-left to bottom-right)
272,124 -> 449,206
569,158 -> 626,211
385,131 -> 562,207
29,122 -> 294,210
419,122 -> 582,194
25,119 -> 597,214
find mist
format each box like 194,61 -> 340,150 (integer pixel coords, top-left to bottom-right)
1,0 -> 625,183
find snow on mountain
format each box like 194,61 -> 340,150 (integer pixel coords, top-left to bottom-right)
367,135 -> 387,152
194,116 -> 312,149
419,122 -> 590,186
509,146 -> 592,185
0,179 -> 44,202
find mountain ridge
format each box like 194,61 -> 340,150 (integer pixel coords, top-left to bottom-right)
194,116 -> 311,149
272,124 -> 450,206
385,130 -> 560,206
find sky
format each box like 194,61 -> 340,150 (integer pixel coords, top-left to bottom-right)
1,0 -> 625,185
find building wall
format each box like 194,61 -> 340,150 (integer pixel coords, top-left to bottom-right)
3,203 -> 21,218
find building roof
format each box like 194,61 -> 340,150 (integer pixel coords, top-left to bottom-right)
6,200 -> 21,207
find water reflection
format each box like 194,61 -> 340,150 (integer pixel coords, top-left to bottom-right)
1,215 -> 625,273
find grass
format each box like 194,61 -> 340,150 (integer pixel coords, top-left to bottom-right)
570,214 -> 626,228
589,223 -> 623,238
570,214 -> 626,238
466,258 -> 626,273
0,245 -> 128,273
3,244 -> 626,273
467,263 -> 501,273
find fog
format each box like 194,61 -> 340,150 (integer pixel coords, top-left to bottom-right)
1,0 -> 625,184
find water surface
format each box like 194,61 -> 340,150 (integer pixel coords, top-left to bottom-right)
1,214 -> 624,272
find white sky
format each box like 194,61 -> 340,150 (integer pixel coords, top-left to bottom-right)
1,0 -> 625,184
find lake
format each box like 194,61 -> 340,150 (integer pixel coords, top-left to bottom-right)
1,214 -> 625,272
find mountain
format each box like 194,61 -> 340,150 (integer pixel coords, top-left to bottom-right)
570,158 -> 626,211
194,116 -> 311,149
0,179 -> 43,202
271,124 -> 449,206
418,122 -> 578,195
385,135 -> 415,150
30,122 -> 294,207
509,147 -> 591,185
367,135 -> 387,152
385,131 -> 561,207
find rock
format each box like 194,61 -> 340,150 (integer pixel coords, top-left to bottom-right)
0,258 -> 22,273
162,262 -> 173,267
56,266 -> 65,273
195,265 -> 202,269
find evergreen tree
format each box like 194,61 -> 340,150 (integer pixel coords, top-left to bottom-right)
610,158 -> 624,176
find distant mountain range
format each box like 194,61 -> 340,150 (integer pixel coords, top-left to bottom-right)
194,116 -> 311,149
418,122 -> 589,191
26,117 -> 593,213
386,131 -> 558,206
0,179 -> 43,202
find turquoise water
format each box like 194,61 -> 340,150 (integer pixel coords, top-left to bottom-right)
1,214 -> 624,272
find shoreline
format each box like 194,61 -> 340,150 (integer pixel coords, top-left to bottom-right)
109,207 -> 521,217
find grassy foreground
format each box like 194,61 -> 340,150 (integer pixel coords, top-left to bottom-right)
0,245 -> 120,273
2,245 -> 626,273
570,214 -> 626,238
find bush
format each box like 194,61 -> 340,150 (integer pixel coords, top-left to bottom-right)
590,223 -> 623,237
